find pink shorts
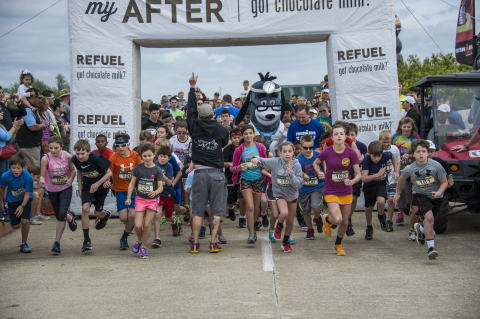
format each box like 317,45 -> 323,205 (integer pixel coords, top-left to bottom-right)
135,196 -> 158,212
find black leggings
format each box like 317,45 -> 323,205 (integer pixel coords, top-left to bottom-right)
49,187 -> 73,222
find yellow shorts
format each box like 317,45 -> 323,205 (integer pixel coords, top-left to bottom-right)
324,195 -> 353,205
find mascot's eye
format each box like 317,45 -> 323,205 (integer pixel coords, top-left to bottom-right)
269,100 -> 275,105
260,100 -> 267,106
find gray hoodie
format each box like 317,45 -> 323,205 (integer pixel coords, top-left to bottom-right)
256,157 -> 303,201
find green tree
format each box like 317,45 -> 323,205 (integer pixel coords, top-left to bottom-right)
55,74 -> 69,92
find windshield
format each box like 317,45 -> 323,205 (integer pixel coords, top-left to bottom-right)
428,84 -> 480,146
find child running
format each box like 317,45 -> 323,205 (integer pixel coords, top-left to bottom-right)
313,123 -> 361,256
251,142 -> 303,252
126,143 -> 164,259
39,136 -> 77,253
394,139 -> 448,259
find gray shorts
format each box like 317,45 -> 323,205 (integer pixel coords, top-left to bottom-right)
298,189 -> 324,215
191,169 -> 227,217
19,146 -> 41,168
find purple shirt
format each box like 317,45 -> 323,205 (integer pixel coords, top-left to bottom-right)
317,146 -> 360,196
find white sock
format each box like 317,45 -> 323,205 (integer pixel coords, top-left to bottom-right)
427,239 -> 435,249
419,225 -> 424,233
239,216 -> 246,219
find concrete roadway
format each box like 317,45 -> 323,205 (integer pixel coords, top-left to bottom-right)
1,210 -> 479,319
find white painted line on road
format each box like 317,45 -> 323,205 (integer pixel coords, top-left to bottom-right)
262,237 -> 274,272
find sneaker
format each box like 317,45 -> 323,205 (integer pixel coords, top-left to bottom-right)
19,242 -> 31,253
396,212 -> 404,224
218,235 -> 227,244
268,228 -> 276,243
254,231 -> 258,242
408,229 -> 416,241
190,242 -> 200,253
296,211 -> 303,227
172,223 -> 181,237
36,213 -> 50,221
160,217 -> 167,227
0,212 -> 9,223
176,215 -> 183,226
247,234 -> 256,244
68,212 -> 77,232
95,210 -> 111,230
414,223 -> 425,246
185,220 -> 191,226
289,236 -> 296,244
261,213 -> 269,227
313,217 -> 323,233
227,209 -> 236,221
281,241 -> 293,253
188,234 -> 193,243
29,217 -> 42,225
183,207 -> 190,222
332,224 -> 337,229
254,220 -> 262,231
210,242 -> 222,253
51,241 -> 61,254
346,222 -> 355,237
140,247 -> 148,259
132,241 -> 141,253
334,244 -> 346,256
81,241 -> 92,252
365,227 -> 373,240
322,214 -> 332,237
274,223 -> 283,240
152,237 -> 162,248
306,229 -> 315,240
378,214 -> 387,231
238,218 -> 247,228
386,220 -> 394,232
199,226 -> 206,238
301,219 -> 308,229
120,238 -> 129,250
427,247 -> 438,260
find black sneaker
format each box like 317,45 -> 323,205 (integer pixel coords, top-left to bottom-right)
414,223 -> 425,246
120,238 -> 129,250
238,218 -> 247,228
427,246 -> 438,259
306,229 -> 315,240
378,214 -> 387,231
296,211 -> 304,227
68,211 -> 77,232
346,223 -> 355,237
254,220 -> 262,231
82,241 -> 92,252
301,219 -> 308,229
332,224 -> 337,229
261,214 -> 269,227
227,209 -> 236,221
365,227 -> 373,240
0,212 -> 9,223
313,218 -> 323,233
51,241 -> 61,254
95,210 -> 111,230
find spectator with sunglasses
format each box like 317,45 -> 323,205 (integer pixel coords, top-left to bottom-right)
169,96 -> 184,119
315,101 -> 332,132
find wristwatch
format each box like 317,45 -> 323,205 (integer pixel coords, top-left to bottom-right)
464,144 -> 470,150
447,174 -> 453,178
21,204 -> 25,208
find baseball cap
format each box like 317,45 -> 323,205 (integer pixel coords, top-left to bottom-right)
199,103 -> 214,117
214,92 -> 220,96
437,104 -> 450,113
323,89 -> 329,93
400,96 -> 415,105
398,82 -> 402,88
426,95 -> 432,101
427,140 -> 436,150
309,109 -> 318,114
161,97 -> 170,105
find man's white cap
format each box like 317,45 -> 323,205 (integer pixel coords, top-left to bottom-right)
400,96 -> 415,105
437,104 -> 450,113
309,109 -> 318,114
427,140 -> 436,150
323,89 -> 329,93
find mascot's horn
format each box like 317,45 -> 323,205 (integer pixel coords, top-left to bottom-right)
235,91 -> 252,125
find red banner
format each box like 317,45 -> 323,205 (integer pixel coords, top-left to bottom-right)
455,0 -> 476,66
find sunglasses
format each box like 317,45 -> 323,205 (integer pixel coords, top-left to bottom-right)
302,146 -> 314,150
319,110 -> 328,113
170,101 -> 177,104
115,143 -> 128,148
232,132 -> 242,136
176,132 -> 187,135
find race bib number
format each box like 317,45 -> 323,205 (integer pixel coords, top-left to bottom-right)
52,174 -> 68,185
386,160 -> 393,173
332,170 -> 348,183
246,159 -> 258,170
119,171 -> 133,181
11,188 -> 25,197
83,170 -> 99,179
277,175 -> 291,187
415,175 -> 434,188
138,179 -> 154,193
303,176 -> 318,186
374,171 -> 387,181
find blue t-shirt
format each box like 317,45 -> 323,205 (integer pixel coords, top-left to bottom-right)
362,152 -> 392,185
169,156 -> 181,190
72,152 -> 111,188
240,144 -> 262,181
214,105 -> 239,119
297,151 -> 324,194
156,162 -> 175,197
23,108 -> 37,127
1,170 -> 33,202
287,120 -> 326,149
356,141 -> 368,157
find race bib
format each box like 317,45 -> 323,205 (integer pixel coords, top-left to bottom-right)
83,170 -> 99,179
332,170 -> 348,183
11,188 -> 25,197
119,171 -> 133,181
277,175 -> 291,187
138,179 -> 154,194
52,174 -> 68,185
246,159 -> 258,170
303,176 -> 318,186
374,171 -> 387,181
386,160 -> 393,173
415,175 -> 434,188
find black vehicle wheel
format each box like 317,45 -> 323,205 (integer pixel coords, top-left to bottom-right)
434,200 -> 449,234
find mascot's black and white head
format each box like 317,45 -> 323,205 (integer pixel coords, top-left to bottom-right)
235,72 -> 285,133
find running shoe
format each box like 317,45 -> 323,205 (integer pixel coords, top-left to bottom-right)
247,234 -> 256,244
185,220 -> 191,226
227,208 -> 236,221
386,220 -> 394,232
254,231 -> 258,242
95,210 -> 111,230
151,237 -> 162,248
160,217 -> 167,227
132,241 -> 141,253
396,212 -> 404,224
414,223 -> 425,246
68,212 -> 77,232
238,218 -> 247,228
29,217 -> 42,225
281,242 -> 293,253
218,235 -> 227,244
36,213 -> 50,221
81,241 -> 92,252
172,223 -> 181,236
0,212 -> 9,223
140,247 -> 148,259
301,219 -> 308,229
120,238 -> 129,250
261,213 -> 269,227
365,227 -> 373,240
334,244 -> 346,256
332,224 -> 337,229
188,233 -> 193,243
95,217 -> 100,225
268,228 -> 276,243
296,211 -> 304,227
199,226 -> 206,238
378,214 -> 387,231
182,206 -> 190,222
176,215 -> 183,226
408,229 -> 416,241
427,247 -> 438,260
190,242 -> 199,253
322,214 -> 332,237
274,223 -> 283,240
289,236 -> 295,244
210,242 -> 222,253
254,220 -> 262,231
51,241 -> 61,254
306,229 -> 315,240
313,217 -> 323,233
346,222 -> 355,237
19,242 -> 31,253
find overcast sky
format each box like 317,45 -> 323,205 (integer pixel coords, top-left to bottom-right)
0,0 -> 476,103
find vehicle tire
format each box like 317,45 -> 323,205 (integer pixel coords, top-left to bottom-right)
433,199 -> 449,234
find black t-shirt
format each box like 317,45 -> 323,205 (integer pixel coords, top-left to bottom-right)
133,163 -> 163,199
72,152 -> 111,188
17,107 -> 43,148
223,143 -> 236,185
141,119 -> 164,135
434,157 -> 451,175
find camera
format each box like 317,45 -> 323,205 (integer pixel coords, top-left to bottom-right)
9,94 -> 15,100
